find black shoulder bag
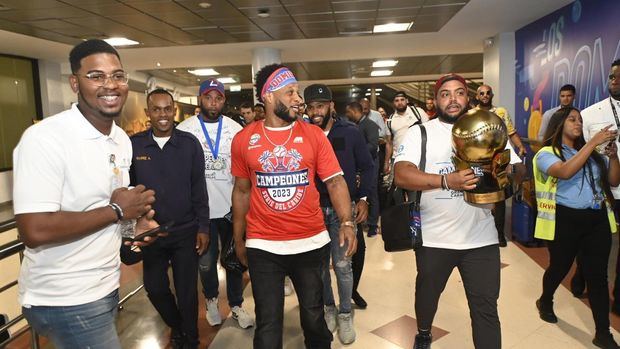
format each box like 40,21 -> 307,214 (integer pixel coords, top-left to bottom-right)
380,124 -> 427,252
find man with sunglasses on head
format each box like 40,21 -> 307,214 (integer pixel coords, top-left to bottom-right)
13,39 -> 159,349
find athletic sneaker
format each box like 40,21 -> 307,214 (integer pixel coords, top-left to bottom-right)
231,306 -> 255,329
337,312 -> 356,344
324,305 -> 338,332
414,331 -> 432,349
206,297 -> 222,326
284,277 -> 294,296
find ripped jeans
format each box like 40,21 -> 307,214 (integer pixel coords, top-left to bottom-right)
321,203 -> 356,314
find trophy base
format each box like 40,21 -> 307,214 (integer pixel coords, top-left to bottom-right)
464,186 -> 513,204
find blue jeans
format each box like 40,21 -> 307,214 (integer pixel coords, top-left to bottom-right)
23,289 -> 120,349
321,204 -> 355,313
199,218 -> 244,307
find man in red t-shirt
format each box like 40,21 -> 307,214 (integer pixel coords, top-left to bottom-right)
232,64 -> 357,349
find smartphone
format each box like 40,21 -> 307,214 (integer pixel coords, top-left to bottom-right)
131,221 -> 175,242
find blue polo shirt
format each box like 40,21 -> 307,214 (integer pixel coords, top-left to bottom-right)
317,117 -> 374,206
536,144 -> 606,209
130,128 -> 210,234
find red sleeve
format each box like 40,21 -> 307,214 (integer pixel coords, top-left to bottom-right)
231,131 -> 249,178
314,127 -> 343,182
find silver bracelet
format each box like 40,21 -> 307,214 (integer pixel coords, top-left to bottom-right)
109,203 -> 124,221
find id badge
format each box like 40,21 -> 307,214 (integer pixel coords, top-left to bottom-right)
592,193 -> 603,210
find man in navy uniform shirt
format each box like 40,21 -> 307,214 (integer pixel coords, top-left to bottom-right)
130,88 -> 210,349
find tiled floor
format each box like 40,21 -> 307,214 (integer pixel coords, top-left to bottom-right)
205,236 -> 620,349
8,229 -> 620,348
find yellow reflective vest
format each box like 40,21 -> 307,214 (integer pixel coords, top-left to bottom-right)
533,146 -> 617,240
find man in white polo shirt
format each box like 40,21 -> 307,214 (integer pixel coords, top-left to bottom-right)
13,39 -> 157,349
384,90 -> 429,166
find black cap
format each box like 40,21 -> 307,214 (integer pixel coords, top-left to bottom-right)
304,84 -> 332,102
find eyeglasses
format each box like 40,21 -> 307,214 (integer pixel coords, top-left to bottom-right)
78,72 -> 129,86
478,91 -> 492,96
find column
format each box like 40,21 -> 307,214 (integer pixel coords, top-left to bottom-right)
483,32 -> 516,122
251,47 -> 281,104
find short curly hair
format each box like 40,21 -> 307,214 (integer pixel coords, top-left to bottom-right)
254,63 -> 287,103
69,39 -> 120,74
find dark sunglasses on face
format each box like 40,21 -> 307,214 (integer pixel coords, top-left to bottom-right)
479,91 -> 492,96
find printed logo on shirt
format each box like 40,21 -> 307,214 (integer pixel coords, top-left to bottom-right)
293,136 -> 303,143
395,144 -> 405,157
255,145 -> 308,212
135,155 -> 151,161
249,133 -> 261,145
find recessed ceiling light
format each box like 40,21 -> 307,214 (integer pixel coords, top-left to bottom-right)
230,84 -> 242,92
370,70 -> 393,77
365,92 -> 382,96
198,2 -> 211,9
156,62 -> 161,67
257,8 -> 270,18
366,88 -> 383,92
218,77 -> 237,84
188,68 -> 219,76
173,69 -> 177,73
104,37 -> 139,46
373,60 -> 398,68
373,22 -> 413,33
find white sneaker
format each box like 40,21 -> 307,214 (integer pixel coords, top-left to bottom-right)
231,306 -> 255,329
337,312 -> 356,344
324,305 -> 338,332
284,277 -> 294,296
206,297 -> 222,326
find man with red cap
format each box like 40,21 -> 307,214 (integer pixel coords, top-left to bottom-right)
177,79 -> 255,329
394,74 -> 522,349
232,64 -> 357,348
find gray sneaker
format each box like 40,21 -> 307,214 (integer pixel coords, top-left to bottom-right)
337,312 -> 356,344
324,305 -> 338,332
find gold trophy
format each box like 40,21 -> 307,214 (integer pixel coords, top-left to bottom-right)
452,109 -> 512,204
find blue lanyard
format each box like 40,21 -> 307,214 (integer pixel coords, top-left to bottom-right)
198,114 -> 223,159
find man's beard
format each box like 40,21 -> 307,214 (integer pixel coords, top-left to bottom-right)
314,112 -> 332,130
609,87 -> 620,100
200,105 -> 221,121
437,105 -> 467,124
395,105 -> 407,113
274,100 -> 297,123
478,99 -> 492,107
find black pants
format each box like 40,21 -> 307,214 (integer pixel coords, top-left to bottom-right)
415,245 -> 501,349
493,200 -> 506,238
541,205 -> 612,333
378,143 -> 388,212
352,221 -> 366,293
367,159 -> 380,233
573,199 -> 620,304
247,245 -> 332,349
142,228 -> 199,345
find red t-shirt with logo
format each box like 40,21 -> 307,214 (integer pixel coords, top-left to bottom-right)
231,120 -> 343,241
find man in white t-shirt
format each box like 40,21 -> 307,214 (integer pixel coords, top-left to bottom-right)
177,79 -> 255,329
581,59 -> 620,313
13,39 -> 158,349
385,91 -> 430,166
394,74 -> 521,349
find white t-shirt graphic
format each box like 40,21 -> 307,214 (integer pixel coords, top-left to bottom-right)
178,115 -> 242,219
394,118 -> 520,249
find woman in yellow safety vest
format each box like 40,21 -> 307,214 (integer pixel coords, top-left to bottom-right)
534,106 -> 620,349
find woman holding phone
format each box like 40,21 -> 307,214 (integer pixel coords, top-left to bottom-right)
533,106 -> 620,348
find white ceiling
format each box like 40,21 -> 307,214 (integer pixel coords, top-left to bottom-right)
0,0 -> 573,87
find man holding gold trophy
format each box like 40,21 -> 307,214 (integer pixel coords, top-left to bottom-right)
394,74 -> 523,349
